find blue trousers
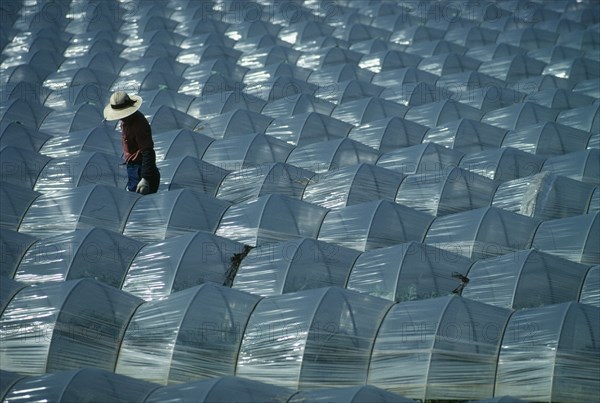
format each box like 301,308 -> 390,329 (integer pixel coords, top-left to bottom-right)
127,163 -> 160,193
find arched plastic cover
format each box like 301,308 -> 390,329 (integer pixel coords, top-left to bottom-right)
157,156 -> 229,196
217,162 -> 314,204
0,370 -> 26,402
318,200 -> 434,252
348,116 -> 427,153
153,129 -> 214,161
233,238 -> 360,296
265,112 -> 352,147
146,376 -> 293,403
145,105 -> 201,134
0,99 -> 53,130
19,185 -> 140,238
287,138 -> 380,174
422,119 -> 507,154
501,122 -> 591,157
288,385 -> 413,402
376,142 -> 464,175
302,163 -> 405,209
331,97 -> 408,126
123,189 -> 230,241
459,147 -> 544,182
463,249 -> 590,309
236,287 -> 392,390
1,182 -> 41,231
187,91 -> 266,121
199,109 -> 273,139
122,231 -> 244,301
0,278 -> 26,318
0,122 -> 51,152
202,133 -> 294,171
557,103 -> 599,133
0,229 -> 37,279
542,149 -> 599,185
404,99 -> 483,128
261,93 -> 336,119
368,296 -> 511,401
0,279 -> 141,375
216,194 -> 328,247
481,102 -> 558,131
495,302 -> 600,402
347,241 -> 472,302
38,104 -> 104,136
116,284 -> 260,385
396,167 -> 497,216
2,368 -> 157,403
580,266 -> 599,307
14,228 -> 144,288
0,146 -> 51,189
39,125 -> 121,158
532,213 -> 599,265
492,172 -> 596,220
34,152 -> 128,193
425,207 -> 541,260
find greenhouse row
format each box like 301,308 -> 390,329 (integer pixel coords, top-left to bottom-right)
1,0 -> 599,401
1,280 -> 598,402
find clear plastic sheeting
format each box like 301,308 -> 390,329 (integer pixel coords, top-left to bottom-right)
542,149 -> 599,185
123,189 -> 230,242
481,102 -> 558,131
144,106 -> 201,134
1,182 -> 40,231
478,54 -> 546,83
14,228 -> 144,288
287,138 -> 379,174
318,200 -> 434,252
376,143 -> 464,175
0,146 -> 51,189
347,241 -> 472,302
492,172 -> 596,220
396,167 -> 497,216
38,104 -> 104,137
296,46 -> 363,70
459,147 -> 545,182
19,185 -> 140,238
245,76 -> 318,102
302,164 -> 405,209
38,125 -> 121,158
422,119 -> 507,154
0,370 -> 26,402
524,88 -> 594,110
202,133 -> 294,171
0,122 -> 51,152
236,287 -> 392,390
260,93 -> 335,119
347,116 -> 427,153
157,156 -> 228,196
0,279 -> 141,375
33,152 -> 128,193
315,79 -> 384,105
233,238 -> 360,297
501,122 -> 591,157
404,100 -> 483,128
198,109 -> 273,139
122,231 -> 245,301
532,213 -> 599,265
0,229 -> 37,278
216,194 -> 328,247
306,63 -> 374,86
2,368 -> 158,403
0,278 -> 26,317
358,50 -> 422,74
368,296 -> 511,401
330,97 -> 408,126
580,266 -> 600,307
146,376 -> 293,403
116,284 -> 259,385
153,129 -> 214,161
0,99 -> 53,130
289,385 -> 414,403
216,163 -> 314,204
424,207 -> 542,260
556,102 -> 600,133
463,249 -> 590,309
186,91 -> 266,121
265,112 -> 352,147
495,302 -> 600,402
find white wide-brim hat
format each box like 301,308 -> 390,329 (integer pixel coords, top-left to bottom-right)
103,91 -> 143,121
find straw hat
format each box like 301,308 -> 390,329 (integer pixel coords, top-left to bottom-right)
103,91 -> 143,121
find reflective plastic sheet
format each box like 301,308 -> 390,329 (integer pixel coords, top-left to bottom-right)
116,284 -> 260,384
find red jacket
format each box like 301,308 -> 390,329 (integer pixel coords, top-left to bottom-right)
121,111 -> 158,178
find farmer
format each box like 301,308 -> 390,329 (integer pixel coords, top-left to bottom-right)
104,91 -> 160,194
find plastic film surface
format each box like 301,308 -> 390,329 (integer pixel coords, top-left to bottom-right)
236,287 -> 392,390
116,284 -> 260,385
579,266 -> 599,307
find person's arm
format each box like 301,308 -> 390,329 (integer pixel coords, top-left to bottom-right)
134,114 -> 157,179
